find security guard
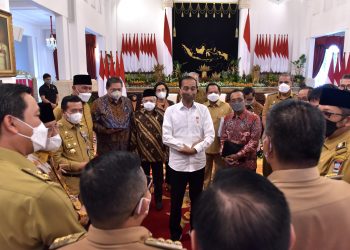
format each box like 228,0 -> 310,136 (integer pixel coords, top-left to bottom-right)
51,151 -> 185,250
317,88 -> 350,182
262,73 -> 296,176
0,84 -> 84,249
53,95 -> 94,195
54,74 -> 94,152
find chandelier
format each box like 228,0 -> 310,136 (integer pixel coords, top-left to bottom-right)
46,16 -> 57,51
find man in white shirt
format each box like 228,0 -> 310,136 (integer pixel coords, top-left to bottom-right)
163,75 -> 215,241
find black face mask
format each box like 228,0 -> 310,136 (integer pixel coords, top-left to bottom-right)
325,119 -> 338,137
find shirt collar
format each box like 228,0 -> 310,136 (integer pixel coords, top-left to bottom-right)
204,100 -> 222,108
233,109 -> 248,119
178,101 -> 197,110
87,225 -> 151,245
324,129 -> 350,150
268,167 -> 320,183
0,147 -> 36,171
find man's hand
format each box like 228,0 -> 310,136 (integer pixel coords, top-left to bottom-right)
178,144 -> 197,155
224,154 -> 239,165
51,103 -> 57,109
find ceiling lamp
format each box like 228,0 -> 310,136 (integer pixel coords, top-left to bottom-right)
46,16 -> 57,51
269,0 -> 288,4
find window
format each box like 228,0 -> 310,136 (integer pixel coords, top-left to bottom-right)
314,45 -> 340,87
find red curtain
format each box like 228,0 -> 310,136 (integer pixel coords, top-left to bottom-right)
312,35 -> 344,78
86,34 -> 97,79
53,34 -> 59,80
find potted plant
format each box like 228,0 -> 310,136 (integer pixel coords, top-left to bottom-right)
291,54 -> 306,86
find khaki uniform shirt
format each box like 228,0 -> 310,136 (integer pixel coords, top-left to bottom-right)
0,147 -> 84,250
262,92 -> 295,125
246,101 -> 263,117
56,226 -> 185,250
53,118 -> 94,195
269,167 -> 350,250
204,100 -> 232,154
54,102 -> 94,148
317,129 -> 350,183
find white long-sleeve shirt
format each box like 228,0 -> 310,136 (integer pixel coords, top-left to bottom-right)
162,102 -> 215,172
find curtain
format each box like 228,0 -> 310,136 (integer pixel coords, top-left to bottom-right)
86,34 -> 97,79
312,36 -> 344,78
53,34 -> 59,80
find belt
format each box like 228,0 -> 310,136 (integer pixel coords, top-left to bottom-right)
62,171 -> 81,177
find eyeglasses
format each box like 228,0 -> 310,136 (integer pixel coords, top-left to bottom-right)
339,85 -> 350,91
322,111 -> 346,118
278,81 -> 290,84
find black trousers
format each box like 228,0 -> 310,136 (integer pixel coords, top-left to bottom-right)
165,161 -> 171,184
169,167 -> 205,239
141,161 -> 164,202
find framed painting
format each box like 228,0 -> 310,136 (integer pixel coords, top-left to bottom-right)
0,9 -> 16,77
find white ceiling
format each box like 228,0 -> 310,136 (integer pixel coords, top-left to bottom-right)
10,0 -> 55,29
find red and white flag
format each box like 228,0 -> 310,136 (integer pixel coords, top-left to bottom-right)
241,10 -> 251,75
327,53 -> 335,84
98,51 -> 105,97
119,52 -> 127,97
109,51 -> 116,77
163,10 -> 173,76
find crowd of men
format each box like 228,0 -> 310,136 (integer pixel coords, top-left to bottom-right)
0,71 -> 350,250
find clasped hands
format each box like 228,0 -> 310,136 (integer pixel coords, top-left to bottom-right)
178,141 -> 202,155
224,154 -> 239,165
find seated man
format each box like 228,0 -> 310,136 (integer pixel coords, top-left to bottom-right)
53,96 -> 94,195
265,100 -> 350,250
191,168 -> 295,250
54,151 -> 184,250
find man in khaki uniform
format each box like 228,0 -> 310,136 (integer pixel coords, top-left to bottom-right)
262,73 -> 295,176
203,83 -> 232,188
54,74 -> 94,150
0,84 -> 83,249
242,87 -> 264,117
52,151 -> 184,250
317,88 -> 350,182
53,95 -> 94,195
265,100 -> 350,250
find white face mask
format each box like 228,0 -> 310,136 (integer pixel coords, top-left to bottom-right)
67,112 -> 83,124
143,101 -> 156,111
278,83 -> 291,93
207,93 -> 220,102
78,92 -> 92,103
45,134 -> 62,152
156,91 -> 167,100
111,90 -> 122,101
14,117 -> 48,152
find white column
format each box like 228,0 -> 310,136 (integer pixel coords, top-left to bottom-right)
56,15 -> 71,80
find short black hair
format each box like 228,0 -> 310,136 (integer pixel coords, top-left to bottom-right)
193,168 -> 291,250
228,89 -> 243,101
242,87 -> 255,96
61,95 -> 82,111
154,82 -> 170,98
266,100 -> 325,167
0,84 -> 32,125
43,73 -> 51,80
205,82 -> 221,93
298,86 -> 313,96
179,75 -> 197,88
341,74 -> 350,80
106,77 -> 123,89
80,151 -> 146,227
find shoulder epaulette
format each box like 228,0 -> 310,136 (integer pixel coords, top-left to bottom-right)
49,232 -> 86,250
21,168 -> 51,182
336,142 -> 347,151
145,237 -> 185,250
